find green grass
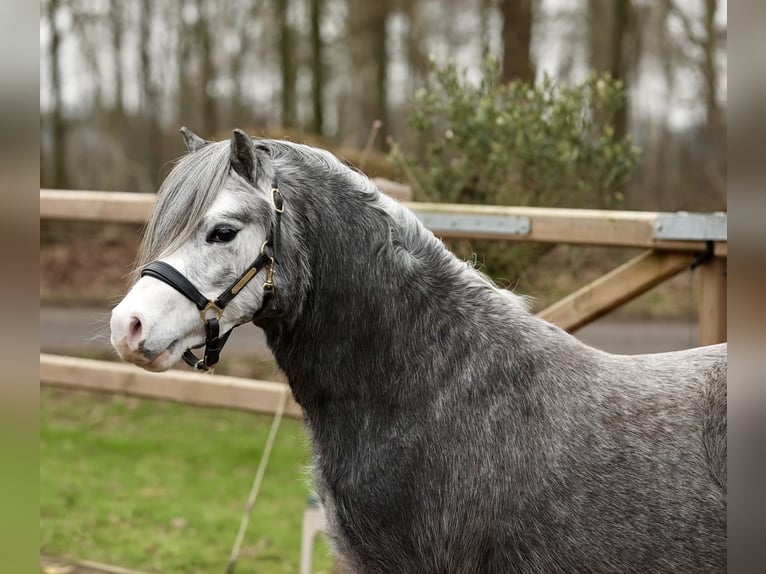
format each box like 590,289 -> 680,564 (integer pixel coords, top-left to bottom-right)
40,388 -> 334,573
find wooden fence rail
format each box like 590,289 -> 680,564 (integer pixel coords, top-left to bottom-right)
40,189 -> 726,255
40,354 -> 302,417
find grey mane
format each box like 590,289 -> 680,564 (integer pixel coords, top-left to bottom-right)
136,139 -> 352,268
135,142 -> 232,278
138,137 -> 526,308
259,139 -> 531,311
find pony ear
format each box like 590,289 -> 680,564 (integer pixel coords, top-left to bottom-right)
179,127 -> 207,153
230,128 -> 257,183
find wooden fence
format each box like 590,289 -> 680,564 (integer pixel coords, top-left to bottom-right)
40,189 -> 727,415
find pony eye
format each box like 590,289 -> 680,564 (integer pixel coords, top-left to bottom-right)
207,226 -> 239,243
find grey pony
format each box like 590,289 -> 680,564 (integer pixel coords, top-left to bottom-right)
136,131 -> 727,573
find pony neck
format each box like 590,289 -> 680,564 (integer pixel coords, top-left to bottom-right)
262,181 -> 521,416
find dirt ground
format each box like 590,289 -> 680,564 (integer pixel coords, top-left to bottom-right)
41,223 -> 141,304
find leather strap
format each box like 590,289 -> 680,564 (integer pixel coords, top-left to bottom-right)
215,252 -> 271,309
181,318 -> 233,370
141,260 -> 209,310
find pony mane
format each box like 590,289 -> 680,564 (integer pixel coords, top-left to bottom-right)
135,138 -> 357,278
134,136 -> 527,309
135,141 -> 233,278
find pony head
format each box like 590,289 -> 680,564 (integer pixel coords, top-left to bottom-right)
110,128 -> 278,371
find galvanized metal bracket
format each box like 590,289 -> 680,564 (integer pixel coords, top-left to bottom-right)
415,212 -> 531,237
653,212 -> 727,241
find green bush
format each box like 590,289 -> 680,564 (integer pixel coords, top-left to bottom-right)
390,56 -> 640,283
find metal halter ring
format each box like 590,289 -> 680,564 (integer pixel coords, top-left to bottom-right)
199,300 -> 224,323
271,188 -> 285,213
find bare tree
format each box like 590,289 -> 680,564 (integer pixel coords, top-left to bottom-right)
46,0 -> 68,188
68,2 -> 105,111
140,0 -> 163,188
667,0 -> 723,131
479,0 -> 494,59
347,0 -> 389,147
701,0 -> 721,129
139,0 -> 153,111
278,0 -> 297,128
403,0 -> 427,92
109,0 -> 123,115
587,0 -> 633,139
664,0 -> 726,201
196,0 -> 217,137
310,0 -> 325,134
228,0 -> 263,127
501,0 -> 534,82
177,0 -> 192,125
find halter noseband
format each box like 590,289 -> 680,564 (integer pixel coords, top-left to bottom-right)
140,186 -> 285,371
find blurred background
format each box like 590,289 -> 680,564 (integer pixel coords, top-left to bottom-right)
40,0 -> 726,211
39,0 -> 727,321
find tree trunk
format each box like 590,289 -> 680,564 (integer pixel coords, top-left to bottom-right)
500,0 -> 534,82
47,0 -> 67,188
347,0 -> 389,148
109,0 -> 123,115
177,0 -> 192,125
587,0 -> 632,139
278,0 -> 297,128
197,0 -> 217,137
310,0 -> 324,134
373,2 -> 388,138
479,0 -> 494,59
701,0 -> 725,204
230,2 -> 257,127
702,0 -> 721,131
139,0 -> 153,113
140,0 -> 162,190
404,0 -> 427,93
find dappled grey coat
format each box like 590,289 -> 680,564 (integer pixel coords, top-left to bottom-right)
243,142 -> 727,573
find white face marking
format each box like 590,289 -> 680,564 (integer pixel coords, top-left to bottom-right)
110,180 -> 270,371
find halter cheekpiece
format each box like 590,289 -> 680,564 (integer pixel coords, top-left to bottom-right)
141,185 -> 285,371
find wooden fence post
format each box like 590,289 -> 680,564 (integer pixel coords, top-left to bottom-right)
698,256 -> 727,346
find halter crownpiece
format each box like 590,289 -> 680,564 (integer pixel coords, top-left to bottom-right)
141,185 -> 285,371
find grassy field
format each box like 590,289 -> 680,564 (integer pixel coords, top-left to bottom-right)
40,387 -> 334,573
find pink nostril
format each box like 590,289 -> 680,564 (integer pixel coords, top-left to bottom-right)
126,314 -> 144,350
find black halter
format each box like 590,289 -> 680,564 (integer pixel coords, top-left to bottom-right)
141,187 -> 285,371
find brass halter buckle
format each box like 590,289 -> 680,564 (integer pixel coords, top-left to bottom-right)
263,258 -> 276,291
259,240 -> 277,292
